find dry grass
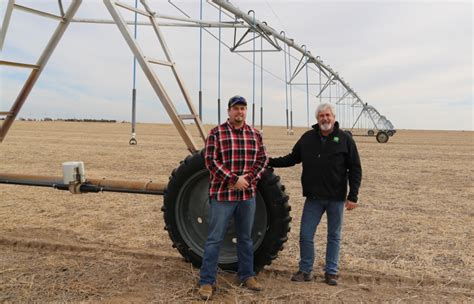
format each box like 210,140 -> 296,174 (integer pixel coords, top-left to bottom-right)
0,121 -> 473,302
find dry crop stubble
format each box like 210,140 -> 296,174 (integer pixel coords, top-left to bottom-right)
0,121 -> 473,302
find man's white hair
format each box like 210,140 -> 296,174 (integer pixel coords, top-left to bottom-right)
315,102 -> 336,118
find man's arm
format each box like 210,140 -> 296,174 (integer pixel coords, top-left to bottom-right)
346,136 -> 362,203
268,139 -> 302,168
204,132 -> 238,185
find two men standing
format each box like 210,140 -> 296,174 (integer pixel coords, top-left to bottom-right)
198,98 -> 361,300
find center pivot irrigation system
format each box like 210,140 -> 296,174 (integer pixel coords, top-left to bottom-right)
0,0 -> 392,271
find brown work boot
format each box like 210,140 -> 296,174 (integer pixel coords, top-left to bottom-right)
198,284 -> 213,300
291,270 -> 314,282
244,276 -> 263,291
324,273 -> 338,286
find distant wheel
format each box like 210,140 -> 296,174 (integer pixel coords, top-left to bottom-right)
376,131 -> 389,143
163,151 -> 291,272
387,130 -> 394,137
367,130 -> 375,136
129,138 -> 137,145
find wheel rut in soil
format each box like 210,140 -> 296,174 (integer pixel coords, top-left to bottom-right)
2,235 -> 472,293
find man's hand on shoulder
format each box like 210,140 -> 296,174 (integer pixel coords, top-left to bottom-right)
345,200 -> 358,210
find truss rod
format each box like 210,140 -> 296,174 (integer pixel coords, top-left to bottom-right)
0,0 -> 82,143
289,54 -> 309,83
335,91 -> 351,104
166,0 -> 319,101
0,0 -> 15,51
206,0 -> 331,81
14,1 -> 245,28
141,0 -> 206,142
0,60 -> 39,69
12,3 -> 64,21
103,0 -> 205,152
58,0 -> 65,17
115,1 -> 151,17
71,18 -> 244,28
290,83 -> 323,86
316,76 -> 335,98
212,0 -> 365,106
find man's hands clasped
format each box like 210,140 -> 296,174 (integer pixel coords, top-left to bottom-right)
229,175 -> 249,190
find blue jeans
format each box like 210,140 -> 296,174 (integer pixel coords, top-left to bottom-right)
199,198 -> 256,286
299,198 -> 345,275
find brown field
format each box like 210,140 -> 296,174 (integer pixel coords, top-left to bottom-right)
0,121 -> 473,303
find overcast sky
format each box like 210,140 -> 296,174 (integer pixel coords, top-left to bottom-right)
1,0 -> 472,131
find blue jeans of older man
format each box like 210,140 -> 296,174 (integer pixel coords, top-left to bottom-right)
199,198 -> 256,286
299,198 -> 345,275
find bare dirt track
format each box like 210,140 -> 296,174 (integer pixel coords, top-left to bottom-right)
0,121 -> 473,303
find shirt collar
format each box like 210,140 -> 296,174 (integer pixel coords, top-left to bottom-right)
226,120 -> 247,131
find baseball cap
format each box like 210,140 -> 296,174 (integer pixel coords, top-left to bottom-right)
228,95 -> 247,108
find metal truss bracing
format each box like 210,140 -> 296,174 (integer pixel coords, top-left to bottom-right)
103,0 -> 206,153
231,19 -> 281,53
351,105 -> 394,132
0,0 -> 82,143
1,0 -> 221,151
1,0 -> 395,145
212,0 -> 395,138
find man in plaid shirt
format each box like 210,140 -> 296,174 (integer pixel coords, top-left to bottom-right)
198,95 -> 268,300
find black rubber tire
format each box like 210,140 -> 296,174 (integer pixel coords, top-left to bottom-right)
376,131 -> 389,143
367,130 -> 375,136
163,151 -> 291,273
387,130 -> 394,137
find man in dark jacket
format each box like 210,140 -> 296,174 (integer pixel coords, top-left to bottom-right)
269,102 -> 362,286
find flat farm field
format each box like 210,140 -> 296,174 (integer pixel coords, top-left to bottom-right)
0,121 -> 473,302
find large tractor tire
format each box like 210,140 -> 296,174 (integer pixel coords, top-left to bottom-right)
163,151 -> 291,272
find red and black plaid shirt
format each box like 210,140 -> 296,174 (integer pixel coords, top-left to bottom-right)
205,120 -> 268,202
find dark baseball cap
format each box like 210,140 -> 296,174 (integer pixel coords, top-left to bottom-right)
228,95 -> 247,108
